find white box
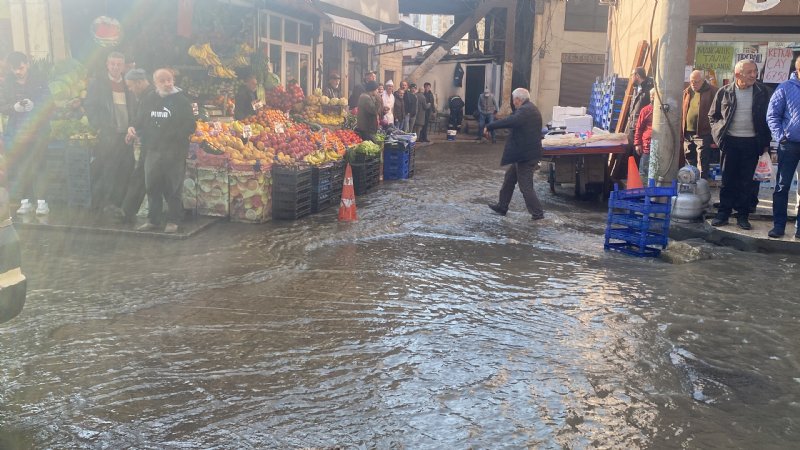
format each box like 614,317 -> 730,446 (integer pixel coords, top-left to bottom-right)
564,114 -> 594,132
551,106 -> 587,128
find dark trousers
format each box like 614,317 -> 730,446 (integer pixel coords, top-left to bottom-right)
419,113 -> 430,141
497,159 -> 544,218
121,150 -> 146,221
718,136 -> 760,218
772,140 -> 800,230
5,134 -> 47,201
684,132 -> 717,179
91,131 -> 134,209
144,152 -> 185,225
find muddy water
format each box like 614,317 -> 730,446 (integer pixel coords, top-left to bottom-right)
1,143 -> 799,449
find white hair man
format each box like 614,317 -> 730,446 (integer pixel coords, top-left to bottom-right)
708,59 -> 772,230
681,70 -> 718,179
484,88 -> 545,221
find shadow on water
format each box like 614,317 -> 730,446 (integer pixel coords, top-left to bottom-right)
1,142 -> 798,448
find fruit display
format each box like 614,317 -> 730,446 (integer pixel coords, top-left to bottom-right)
350,140 -> 381,156
333,129 -> 362,147
188,42 -> 236,78
264,82 -> 305,112
229,167 -> 271,223
196,167 -> 229,217
303,148 -> 342,166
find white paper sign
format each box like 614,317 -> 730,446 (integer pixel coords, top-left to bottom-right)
736,52 -> 765,74
743,0 -> 781,12
763,47 -> 794,83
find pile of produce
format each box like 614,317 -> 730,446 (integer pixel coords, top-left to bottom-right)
264,82 -> 305,112
349,140 -> 381,157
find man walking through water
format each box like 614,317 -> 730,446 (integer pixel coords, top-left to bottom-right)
484,88 -> 545,221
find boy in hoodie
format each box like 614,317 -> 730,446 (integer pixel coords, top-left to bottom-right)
126,68 -> 196,233
767,57 -> 800,238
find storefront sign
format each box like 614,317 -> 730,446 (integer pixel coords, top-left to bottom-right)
91,16 -> 122,47
743,0 -> 781,12
695,46 -> 735,73
763,47 -> 794,83
561,53 -> 605,65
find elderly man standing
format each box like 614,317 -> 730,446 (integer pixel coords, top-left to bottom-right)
708,59 -> 771,230
682,70 -> 718,179
126,69 -> 196,233
119,68 -> 154,225
484,88 -> 545,221
84,51 -> 134,216
355,80 -> 380,142
767,57 -> 800,239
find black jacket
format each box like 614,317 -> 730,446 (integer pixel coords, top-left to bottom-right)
486,100 -> 543,165
133,89 -> 196,158
234,84 -> 257,120
708,81 -> 771,150
84,75 -> 134,134
626,77 -> 653,134
1,73 -> 51,140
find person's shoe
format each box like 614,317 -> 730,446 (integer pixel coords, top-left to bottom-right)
487,203 -> 507,216
492,137 -> 497,144
795,229 -> 800,239
16,199 -> 33,215
736,216 -> 752,230
35,200 -> 49,216
531,214 -> 545,221
137,221 -> 158,231
710,215 -> 729,227
767,228 -> 785,238
163,223 -> 179,233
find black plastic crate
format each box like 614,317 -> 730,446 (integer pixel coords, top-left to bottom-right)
272,165 -> 312,193
272,196 -> 311,220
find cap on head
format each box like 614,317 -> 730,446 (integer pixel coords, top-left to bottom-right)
409,83 -> 417,89
385,79 -> 394,87
329,73 -> 340,80
124,68 -> 147,81
364,80 -> 379,91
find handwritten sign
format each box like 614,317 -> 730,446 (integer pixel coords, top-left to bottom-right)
763,47 -> 793,83
695,46 -> 734,73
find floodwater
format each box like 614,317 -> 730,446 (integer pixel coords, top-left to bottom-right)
1,141 -> 799,449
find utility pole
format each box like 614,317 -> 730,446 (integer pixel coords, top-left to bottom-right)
649,0 -> 690,184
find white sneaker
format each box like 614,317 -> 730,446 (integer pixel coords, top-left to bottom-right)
35,200 -> 49,216
16,199 -> 33,215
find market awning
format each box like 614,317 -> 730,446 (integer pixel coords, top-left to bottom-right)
374,21 -> 444,43
326,13 -> 376,46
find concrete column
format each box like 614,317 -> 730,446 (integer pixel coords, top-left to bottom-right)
649,0 -> 690,184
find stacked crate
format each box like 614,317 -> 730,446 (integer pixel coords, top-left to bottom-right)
272,165 -> 312,220
589,75 -> 628,131
311,163 -> 334,213
65,142 -> 92,207
604,181 -> 677,257
351,154 -> 380,195
43,141 -> 68,204
383,141 -> 413,180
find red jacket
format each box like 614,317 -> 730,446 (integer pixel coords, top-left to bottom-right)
634,104 -> 653,154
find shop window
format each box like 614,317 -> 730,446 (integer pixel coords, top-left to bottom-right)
270,15 -> 282,41
270,44 -> 282,76
564,0 -> 608,33
300,23 -> 314,46
286,51 -> 299,84
284,20 -> 298,44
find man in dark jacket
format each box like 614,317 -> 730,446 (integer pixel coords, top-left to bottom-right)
682,70 -> 718,179
708,59 -> 771,230
126,68 -> 196,233
419,82 -> 435,142
484,88 -> 545,220
355,80 -> 380,142
405,83 -> 419,133
626,67 -> 653,145
119,68 -> 154,225
348,71 -> 376,109
84,51 -> 135,214
1,51 -> 52,215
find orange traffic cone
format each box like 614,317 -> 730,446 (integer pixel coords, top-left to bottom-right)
338,163 -> 358,221
626,155 -> 643,189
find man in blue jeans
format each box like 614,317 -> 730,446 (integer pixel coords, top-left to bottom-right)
767,57 -> 800,238
477,87 -> 499,143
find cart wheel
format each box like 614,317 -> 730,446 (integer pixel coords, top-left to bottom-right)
548,163 -> 556,193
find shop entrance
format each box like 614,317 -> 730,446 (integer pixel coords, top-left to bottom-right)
464,65 -> 486,117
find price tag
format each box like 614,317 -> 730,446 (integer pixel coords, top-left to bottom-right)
252,100 -> 265,110
242,124 -> 252,139
274,123 -> 285,134
212,121 -> 223,132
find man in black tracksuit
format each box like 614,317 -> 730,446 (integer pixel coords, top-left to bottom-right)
127,68 -> 196,233
708,59 -> 771,230
485,88 -> 545,220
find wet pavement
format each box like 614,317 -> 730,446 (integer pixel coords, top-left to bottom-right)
2,135 -> 799,449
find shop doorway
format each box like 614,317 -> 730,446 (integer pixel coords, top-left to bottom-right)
559,62 -> 605,108
464,65 -> 486,117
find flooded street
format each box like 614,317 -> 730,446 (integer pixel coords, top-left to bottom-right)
2,141 -> 799,449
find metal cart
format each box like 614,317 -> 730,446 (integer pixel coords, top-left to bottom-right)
543,144 -> 627,200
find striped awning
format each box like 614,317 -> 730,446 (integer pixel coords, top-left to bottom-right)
326,13 -> 376,46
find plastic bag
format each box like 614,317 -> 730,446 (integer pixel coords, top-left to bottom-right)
753,152 -> 774,182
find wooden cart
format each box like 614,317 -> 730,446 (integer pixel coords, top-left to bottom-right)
543,144 -> 627,200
